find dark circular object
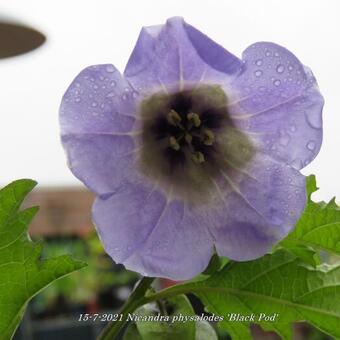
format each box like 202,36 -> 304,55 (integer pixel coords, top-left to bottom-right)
0,21 -> 46,59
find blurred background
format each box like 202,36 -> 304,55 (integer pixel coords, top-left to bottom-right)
0,0 -> 338,339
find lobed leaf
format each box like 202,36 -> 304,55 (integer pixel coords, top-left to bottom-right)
151,250 -> 340,339
0,180 -> 86,340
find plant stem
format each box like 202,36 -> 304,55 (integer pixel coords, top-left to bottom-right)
97,276 -> 154,340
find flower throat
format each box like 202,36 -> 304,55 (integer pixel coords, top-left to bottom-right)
138,85 -> 255,203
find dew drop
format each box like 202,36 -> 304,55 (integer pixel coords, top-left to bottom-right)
273,79 -> 281,86
254,70 -> 263,77
306,141 -> 316,151
279,134 -> 290,146
288,65 -> 293,71
255,59 -> 263,66
265,51 -> 271,57
305,111 -> 322,129
106,91 -> 115,98
132,91 -> 139,98
289,125 -> 296,133
122,94 -> 128,100
75,97 -> 81,103
93,84 -> 98,90
91,101 -> 98,107
274,52 -> 280,57
276,64 -> 285,73
110,81 -> 116,87
290,158 -> 302,169
106,65 -> 115,73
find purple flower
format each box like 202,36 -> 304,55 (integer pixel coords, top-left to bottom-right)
59,17 -> 323,280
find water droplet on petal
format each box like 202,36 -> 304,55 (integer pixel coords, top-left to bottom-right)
110,81 -> 116,87
279,134 -> 290,146
306,141 -> 316,150
276,64 -> 285,73
288,65 -> 293,71
289,125 -> 296,133
273,79 -> 281,86
122,94 -> 128,100
106,65 -> 115,73
91,101 -> 98,107
106,91 -> 115,98
254,70 -> 263,77
305,111 -> 322,129
274,52 -> 280,57
290,158 -> 302,169
132,91 -> 139,98
255,59 -> 263,66
265,51 -> 271,57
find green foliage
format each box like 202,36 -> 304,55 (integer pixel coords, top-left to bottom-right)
0,180 -> 86,340
124,295 -> 217,340
281,175 -> 340,258
151,250 -> 340,340
33,233 -> 137,310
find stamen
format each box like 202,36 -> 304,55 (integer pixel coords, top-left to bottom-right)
169,136 -> 180,151
203,129 -> 215,145
167,109 -> 182,127
191,151 -> 205,164
185,133 -> 193,144
187,112 -> 201,128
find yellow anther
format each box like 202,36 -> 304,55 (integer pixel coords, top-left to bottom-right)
167,109 -> 182,126
169,136 -> 180,151
185,133 -> 193,144
191,151 -> 205,164
203,129 -> 215,145
187,112 -> 201,127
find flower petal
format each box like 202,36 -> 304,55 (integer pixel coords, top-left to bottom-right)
62,134 -> 139,196
124,17 -> 243,95
60,64 -> 142,196
60,64 -> 137,136
230,42 -> 324,169
207,153 -> 306,260
93,182 -> 214,280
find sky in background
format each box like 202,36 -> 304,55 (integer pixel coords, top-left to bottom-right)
0,0 -> 339,202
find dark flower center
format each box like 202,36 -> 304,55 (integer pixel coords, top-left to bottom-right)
138,85 -> 255,203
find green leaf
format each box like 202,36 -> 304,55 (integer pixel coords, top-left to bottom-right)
281,175 -> 340,258
0,180 -> 86,340
149,250 -> 340,339
124,295 -> 217,340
